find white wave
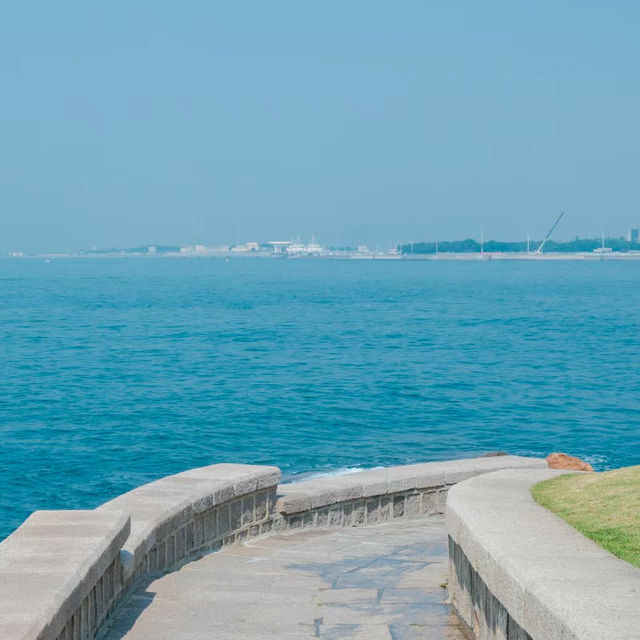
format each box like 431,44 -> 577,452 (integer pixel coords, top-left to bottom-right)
582,453 -> 610,470
281,466 -> 383,484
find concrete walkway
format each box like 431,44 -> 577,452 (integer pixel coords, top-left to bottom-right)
104,519 -> 470,640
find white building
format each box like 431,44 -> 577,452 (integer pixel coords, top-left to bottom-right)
286,242 -> 306,255
268,241 -> 293,254
231,242 -> 260,252
180,245 -> 208,254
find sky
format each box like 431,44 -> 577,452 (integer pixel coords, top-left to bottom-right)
2,2 -> 640,252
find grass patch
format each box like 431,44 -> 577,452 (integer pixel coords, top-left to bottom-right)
531,466 -> 640,568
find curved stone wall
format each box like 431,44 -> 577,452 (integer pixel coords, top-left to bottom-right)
98,463 -> 280,590
0,455 -> 547,640
446,469 -> 640,640
0,510 -> 130,640
0,464 -> 280,640
275,455 -> 547,531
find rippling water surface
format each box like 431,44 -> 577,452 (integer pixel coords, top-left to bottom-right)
1,257 -> 639,538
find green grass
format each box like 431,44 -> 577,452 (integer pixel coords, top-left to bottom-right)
531,466 -> 640,568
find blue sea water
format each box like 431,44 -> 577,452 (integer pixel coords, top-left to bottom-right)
1,257 -> 640,539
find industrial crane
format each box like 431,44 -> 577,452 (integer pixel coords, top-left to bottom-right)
535,212 -> 565,254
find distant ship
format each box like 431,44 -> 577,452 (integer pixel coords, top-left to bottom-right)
286,237 -> 324,256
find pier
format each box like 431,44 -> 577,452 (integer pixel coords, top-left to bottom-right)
0,456 -> 547,640
104,519 -> 466,640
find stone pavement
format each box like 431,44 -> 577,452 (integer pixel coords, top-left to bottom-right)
104,519 -> 470,640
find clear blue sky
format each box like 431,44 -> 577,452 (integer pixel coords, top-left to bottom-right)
2,2 -> 640,252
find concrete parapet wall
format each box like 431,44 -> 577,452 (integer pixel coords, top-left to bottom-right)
0,510 -> 129,640
275,455 -> 547,531
0,464 -> 280,640
99,463 -> 280,588
446,469 -> 640,640
277,486 -> 448,531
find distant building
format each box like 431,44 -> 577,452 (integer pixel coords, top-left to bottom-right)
268,241 -> 293,254
231,242 -> 260,252
306,236 -> 323,254
285,238 -> 325,256
628,229 -> 639,243
180,244 -> 208,254
286,242 -> 306,255
147,246 -> 156,254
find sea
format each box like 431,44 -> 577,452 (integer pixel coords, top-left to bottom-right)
1,257 -> 639,539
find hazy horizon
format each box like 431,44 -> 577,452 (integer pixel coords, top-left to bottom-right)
3,3 -> 640,253
9,229 -> 640,256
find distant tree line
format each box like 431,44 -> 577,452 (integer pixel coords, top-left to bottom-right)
398,237 -> 640,254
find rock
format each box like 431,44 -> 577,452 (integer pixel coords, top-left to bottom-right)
546,452 -> 594,472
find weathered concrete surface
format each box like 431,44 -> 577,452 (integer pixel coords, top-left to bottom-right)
446,469 -> 640,640
0,464 -> 281,640
103,519 -> 470,640
99,463 -> 281,575
0,509 -> 130,640
277,456 -> 547,516
0,458 -> 548,639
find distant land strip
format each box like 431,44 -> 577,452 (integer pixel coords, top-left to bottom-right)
7,236 -> 640,258
399,237 -> 640,254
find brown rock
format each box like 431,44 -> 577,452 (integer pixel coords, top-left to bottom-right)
546,452 -> 594,472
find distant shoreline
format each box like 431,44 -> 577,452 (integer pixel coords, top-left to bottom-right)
4,251 -> 640,261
